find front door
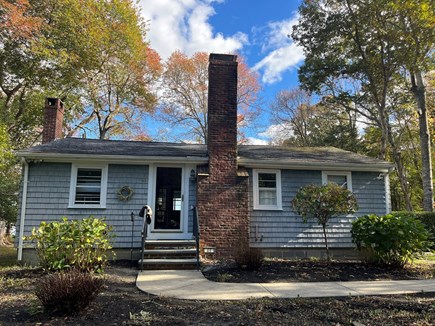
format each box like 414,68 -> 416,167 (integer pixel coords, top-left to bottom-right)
154,167 -> 182,231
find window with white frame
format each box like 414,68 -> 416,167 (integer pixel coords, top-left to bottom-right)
69,164 -> 108,208
253,169 -> 282,210
322,171 -> 352,191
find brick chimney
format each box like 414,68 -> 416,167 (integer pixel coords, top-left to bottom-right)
196,53 -> 249,258
42,98 -> 64,143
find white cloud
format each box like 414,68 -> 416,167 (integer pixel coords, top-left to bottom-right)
253,14 -> 305,84
139,0 -> 248,59
259,123 -> 293,145
245,137 -> 268,145
254,44 -> 304,84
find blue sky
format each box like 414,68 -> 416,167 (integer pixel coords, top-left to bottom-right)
139,0 -> 304,143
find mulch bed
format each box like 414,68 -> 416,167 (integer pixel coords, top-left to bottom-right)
202,258 -> 434,283
1,260 -> 434,325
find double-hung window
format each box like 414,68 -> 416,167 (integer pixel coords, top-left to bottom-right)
69,164 -> 108,208
322,171 -> 352,191
253,169 -> 282,210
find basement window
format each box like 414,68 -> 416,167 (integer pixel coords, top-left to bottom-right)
322,171 -> 352,191
69,164 -> 108,208
253,169 -> 282,210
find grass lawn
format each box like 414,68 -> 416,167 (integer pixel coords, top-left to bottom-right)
0,246 -> 16,267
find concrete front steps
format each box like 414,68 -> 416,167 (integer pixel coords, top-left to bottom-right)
138,239 -> 199,270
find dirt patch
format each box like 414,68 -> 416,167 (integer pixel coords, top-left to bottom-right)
202,258 -> 435,283
1,261 -> 434,325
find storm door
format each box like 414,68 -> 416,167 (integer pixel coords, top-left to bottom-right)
154,167 -> 183,230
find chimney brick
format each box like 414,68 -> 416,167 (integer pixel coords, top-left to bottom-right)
42,98 -> 64,143
196,53 -> 249,259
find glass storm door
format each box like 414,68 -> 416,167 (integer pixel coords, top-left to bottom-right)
154,167 -> 182,230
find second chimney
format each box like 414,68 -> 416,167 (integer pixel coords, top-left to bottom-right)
42,98 -> 64,143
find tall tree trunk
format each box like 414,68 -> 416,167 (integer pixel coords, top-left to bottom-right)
411,71 -> 434,211
386,121 -> 413,211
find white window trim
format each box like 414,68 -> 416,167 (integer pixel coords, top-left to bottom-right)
68,163 -> 108,209
322,171 -> 352,191
253,169 -> 282,210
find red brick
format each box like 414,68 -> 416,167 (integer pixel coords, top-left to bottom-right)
42,98 -> 64,143
197,54 -> 249,259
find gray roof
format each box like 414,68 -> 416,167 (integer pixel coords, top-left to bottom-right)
17,137 -> 393,170
19,138 -> 207,158
238,145 -> 390,166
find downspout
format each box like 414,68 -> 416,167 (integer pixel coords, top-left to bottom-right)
17,158 -> 29,261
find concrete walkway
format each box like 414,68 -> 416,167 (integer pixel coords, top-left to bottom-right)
136,270 -> 435,301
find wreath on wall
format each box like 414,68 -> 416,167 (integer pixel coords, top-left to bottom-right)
117,185 -> 134,201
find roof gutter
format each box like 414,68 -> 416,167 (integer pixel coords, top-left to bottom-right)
17,158 -> 29,261
238,159 -> 395,173
15,152 -> 209,164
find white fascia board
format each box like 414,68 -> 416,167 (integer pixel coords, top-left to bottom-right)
238,159 -> 394,173
16,152 -> 208,165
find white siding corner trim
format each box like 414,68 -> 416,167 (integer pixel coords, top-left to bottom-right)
17,159 -> 29,261
384,173 -> 392,214
253,169 -> 282,210
322,171 -> 352,191
68,163 -> 108,209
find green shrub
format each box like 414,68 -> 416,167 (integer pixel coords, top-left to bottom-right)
391,211 -> 435,245
291,183 -> 358,261
25,216 -> 114,272
35,269 -> 104,315
234,243 -> 264,271
351,214 -> 432,267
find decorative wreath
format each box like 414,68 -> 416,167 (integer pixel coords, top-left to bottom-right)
117,185 -> 134,201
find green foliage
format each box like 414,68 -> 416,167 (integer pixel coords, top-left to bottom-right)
272,89 -> 363,152
390,211 -> 435,246
291,183 -> 358,226
292,183 -> 358,260
35,269 -> 104,315
25,217 -> 114,272
1,0 -> 160,145
292,0 -> 434,211
351,214 -> 432,267
0,124 -> 19,232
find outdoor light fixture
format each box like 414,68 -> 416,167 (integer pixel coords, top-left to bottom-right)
203,247 -> 215,254
190,169 -> 196,179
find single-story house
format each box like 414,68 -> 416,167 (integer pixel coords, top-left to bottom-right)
16,54 -> 394,265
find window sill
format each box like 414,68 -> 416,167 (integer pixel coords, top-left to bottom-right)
68,205 -> 106,209
253,207 -> 283,211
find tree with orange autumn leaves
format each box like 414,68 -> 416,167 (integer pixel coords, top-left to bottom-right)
158,51 -> 262,143
0,0 -> 161,143
0,0 -> 42,40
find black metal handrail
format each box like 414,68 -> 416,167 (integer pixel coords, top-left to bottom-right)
140,216 -> 148,270
192,206 -> 200,270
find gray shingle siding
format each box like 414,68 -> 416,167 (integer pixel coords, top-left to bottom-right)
17,162 -> 149,249
17,162 -> 388,252
249,170 -> 387,249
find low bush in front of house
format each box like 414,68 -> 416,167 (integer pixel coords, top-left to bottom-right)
390,211 -> 435,246
25,216 -> 114,272
351,213 -> 432,267
35,268 -> 104,315
234,243 -> 264,270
